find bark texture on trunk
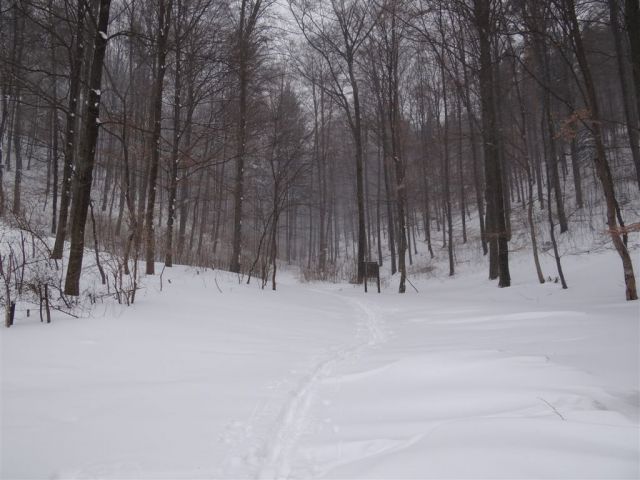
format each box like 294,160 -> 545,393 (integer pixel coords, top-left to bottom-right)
564,0 -> 637,300
52,0 -> 85,259
64,0 -> 112,295
144,0 -> 172,275
474,0 -> 510,287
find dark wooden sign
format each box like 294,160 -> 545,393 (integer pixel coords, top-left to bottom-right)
361,261 -> 380,293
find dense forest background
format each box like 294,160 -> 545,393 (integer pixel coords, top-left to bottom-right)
0,0 -> 638,312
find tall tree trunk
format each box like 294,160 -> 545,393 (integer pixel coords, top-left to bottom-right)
545,158 -> 568,289
419,135 -> 434,258
624,0 -> 640,119
348,58 -> 367,283
212,126 -> 227,256
538,35 -> 568,233
564,0 -> 637,300
144,0 -> 172,275
0,105 -> 6,217
230,0 -> 263,272
513,49 -> 545,284
569,137 -> 583,207
382,134 -> 397,274
49,6 -> 60,233
474,0 -> 510,287
165,8 -> 182,268
528,167 -> 545,284
11,4 -> 24,216
608,0 -> 640,188
12,93 -> 22,216
64,0 -> 112,295
460,39 -> 488,255
376,142 -> 383,266
270,189 -> 280,291
177,80 -> 195,257
388,22 -> 406,292
230,45 -> 248,272
315,85 -> 328,274
364,130 -> 373,262
52,0 -> 85,259
440,58 -> 454,277
457,96 -> 467,244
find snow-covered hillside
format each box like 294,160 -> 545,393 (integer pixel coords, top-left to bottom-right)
1,248 -> 638,479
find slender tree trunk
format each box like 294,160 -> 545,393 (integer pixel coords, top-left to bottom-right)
165,11 -> 182,268
177,80 -> 194,256
474,0 -> 510,287
0,104 -> 6,217
382,135 -> 397,274
52,0 -> 85,259
64,0 -> 112,295
493,43 -> 512,242
468,117 -> 486,254
11,4 -> 24,216
512,51 -> 545,284
230,53 -> 247,272
144,0 -> 172,275
568,134 -> 583,207
564,0 -> 637,300
608,0 -> 640,188
461,41 -> 488,255
546,158 -> 568,289
538,37 -> 568,233
49,12 -> 60,233
348,59 -> 367,283
624,0 -> 640,119
528,167 -> 545,284
532,119 -> 545,208
389,45 -> 407,291
420,142 -> 434,258
230,1 -> 263,272
212,127 -> 227,256
121,104 -> 137,276
376,142 -> 383,266
320,93 -> 329,273
196,174 -> 210,258
188,178 -> 201,252
271,192 -> 280,291
440,53 -> 454,277
457,96 -> 467,244
364,130 -> 373,262
100,137 -> 112,211
12,92 -> 22,216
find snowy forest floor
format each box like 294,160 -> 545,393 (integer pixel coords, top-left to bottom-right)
1,248 -> 639,479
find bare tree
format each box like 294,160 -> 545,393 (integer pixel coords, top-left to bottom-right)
64,0 -> 113,295
557,0 -> 636,300
51,0 -> 86,259
143,0 -> 173,275
229,0 -> 267,273
472,0 -> 510,287
291,0 -> 378,283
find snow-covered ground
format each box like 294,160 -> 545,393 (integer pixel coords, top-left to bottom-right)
1,249 -> 639,479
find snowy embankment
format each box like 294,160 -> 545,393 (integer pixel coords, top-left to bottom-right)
1,250 -> 639,479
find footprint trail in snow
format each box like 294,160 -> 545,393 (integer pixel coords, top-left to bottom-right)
254,292 -> 387,479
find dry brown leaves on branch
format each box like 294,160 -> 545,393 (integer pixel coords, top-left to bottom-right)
557,108 -> 591,141
607,223 -> 640,235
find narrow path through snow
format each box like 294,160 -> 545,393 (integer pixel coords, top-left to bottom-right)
256,291 -> 388,479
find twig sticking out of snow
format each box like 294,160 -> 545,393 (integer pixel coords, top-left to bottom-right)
537,397 -> 566,421
406,277 -> 420,293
